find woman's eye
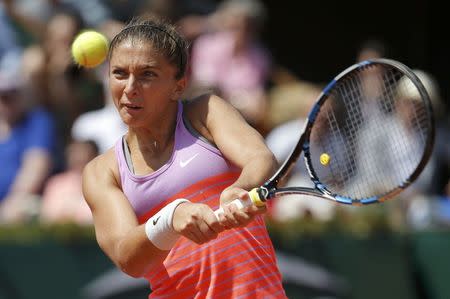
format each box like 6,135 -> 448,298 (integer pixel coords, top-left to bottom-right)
143,71 -> 156,77
112,70 -> 126,77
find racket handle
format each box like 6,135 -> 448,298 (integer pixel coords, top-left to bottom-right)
213,188 -> 265,219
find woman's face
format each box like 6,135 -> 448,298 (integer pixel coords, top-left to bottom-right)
109,40 -> 185,127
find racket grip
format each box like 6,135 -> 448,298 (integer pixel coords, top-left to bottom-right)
213,188 -> 265,219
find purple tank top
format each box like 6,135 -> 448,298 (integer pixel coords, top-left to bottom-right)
113,102 -> 286,298
114,101 -> 237,217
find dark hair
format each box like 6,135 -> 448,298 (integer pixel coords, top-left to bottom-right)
108,15 -> 189,79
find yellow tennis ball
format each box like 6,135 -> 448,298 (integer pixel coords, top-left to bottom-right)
320,153 -> 330,166
71,31 -> 108,68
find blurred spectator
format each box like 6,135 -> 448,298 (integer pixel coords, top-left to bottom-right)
419,71 -> 450,196
346,69 -> 430,198
435,180 -> 450,225
264,68 -> 332,221
404,70 -> 450,230
3,0 -> 113,39
71,65 -> 127,153
42,11 -> 104,146
141,0 -> 218,42
0,63 -> 56,224
356,38 -> 388,61
70,21 -> 127,154
189,0 -> 271,128
265,66 -> 320,130
14,9 -> 105,150
72,21 -> 123,152
407,179 -> 450,230
266,119 -> 337,222
40,140 -> 98,225
401,70 -> 446,195
0,3 -> 22,76
264,38 -> 389,222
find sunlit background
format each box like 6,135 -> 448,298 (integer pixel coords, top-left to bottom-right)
0,0 -> 449,299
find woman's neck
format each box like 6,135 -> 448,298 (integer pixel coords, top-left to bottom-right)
126,104 -> 178,155
124,107 -> 178,174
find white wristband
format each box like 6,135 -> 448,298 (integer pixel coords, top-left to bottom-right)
145,198 -> 189,250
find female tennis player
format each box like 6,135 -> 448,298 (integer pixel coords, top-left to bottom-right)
82,15 -> 287,298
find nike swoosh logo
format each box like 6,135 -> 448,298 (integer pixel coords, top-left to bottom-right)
153,216 -> 161,225
180,153 -> 199,168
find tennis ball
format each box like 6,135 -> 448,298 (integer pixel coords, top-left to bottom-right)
71,31 -> 108,68
320,153 -> 330,166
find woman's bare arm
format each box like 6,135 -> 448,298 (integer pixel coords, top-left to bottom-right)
82,151 -> 168,277
186,94 -> 278,225
83,149 -> 227,276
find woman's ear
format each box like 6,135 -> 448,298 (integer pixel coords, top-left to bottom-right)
171,77 -> 187,101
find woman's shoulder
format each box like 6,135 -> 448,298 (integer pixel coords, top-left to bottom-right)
184,93 -> 226,113
83,147 -> 118,182
183,94 -> 222,143
185,94 -> 232,120
82,147 -> 123,206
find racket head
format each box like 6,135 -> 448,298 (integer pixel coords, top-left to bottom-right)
264,58 -> 435,205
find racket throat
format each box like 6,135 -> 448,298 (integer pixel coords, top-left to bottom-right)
253,186 -> 276,202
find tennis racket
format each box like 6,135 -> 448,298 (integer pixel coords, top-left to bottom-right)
215,58 -> 434,215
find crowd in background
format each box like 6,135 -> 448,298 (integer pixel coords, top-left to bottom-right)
0,0 -> 449,231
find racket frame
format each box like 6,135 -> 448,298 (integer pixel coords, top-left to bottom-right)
257,59 -> 435,205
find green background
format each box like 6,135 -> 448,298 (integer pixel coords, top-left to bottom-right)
0,225 -> 448,299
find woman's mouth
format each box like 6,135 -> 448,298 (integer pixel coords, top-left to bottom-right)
123,103 -> 143,110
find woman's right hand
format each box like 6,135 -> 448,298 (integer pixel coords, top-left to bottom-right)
172,202 -> 225,245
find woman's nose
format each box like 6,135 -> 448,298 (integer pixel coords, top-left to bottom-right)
124,75 -> 138,97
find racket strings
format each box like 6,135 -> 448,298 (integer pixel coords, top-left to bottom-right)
323,108 -> 348,186
361,67 -> 426,193
333,74 -> 372,195
344,69 -> 393,197
315,81 -> 358,188
338,76 -> 364,181
380,68 -> 398,112
309,64 -> 431,200
389,69 -> 429,163
378,68 -> 422,182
